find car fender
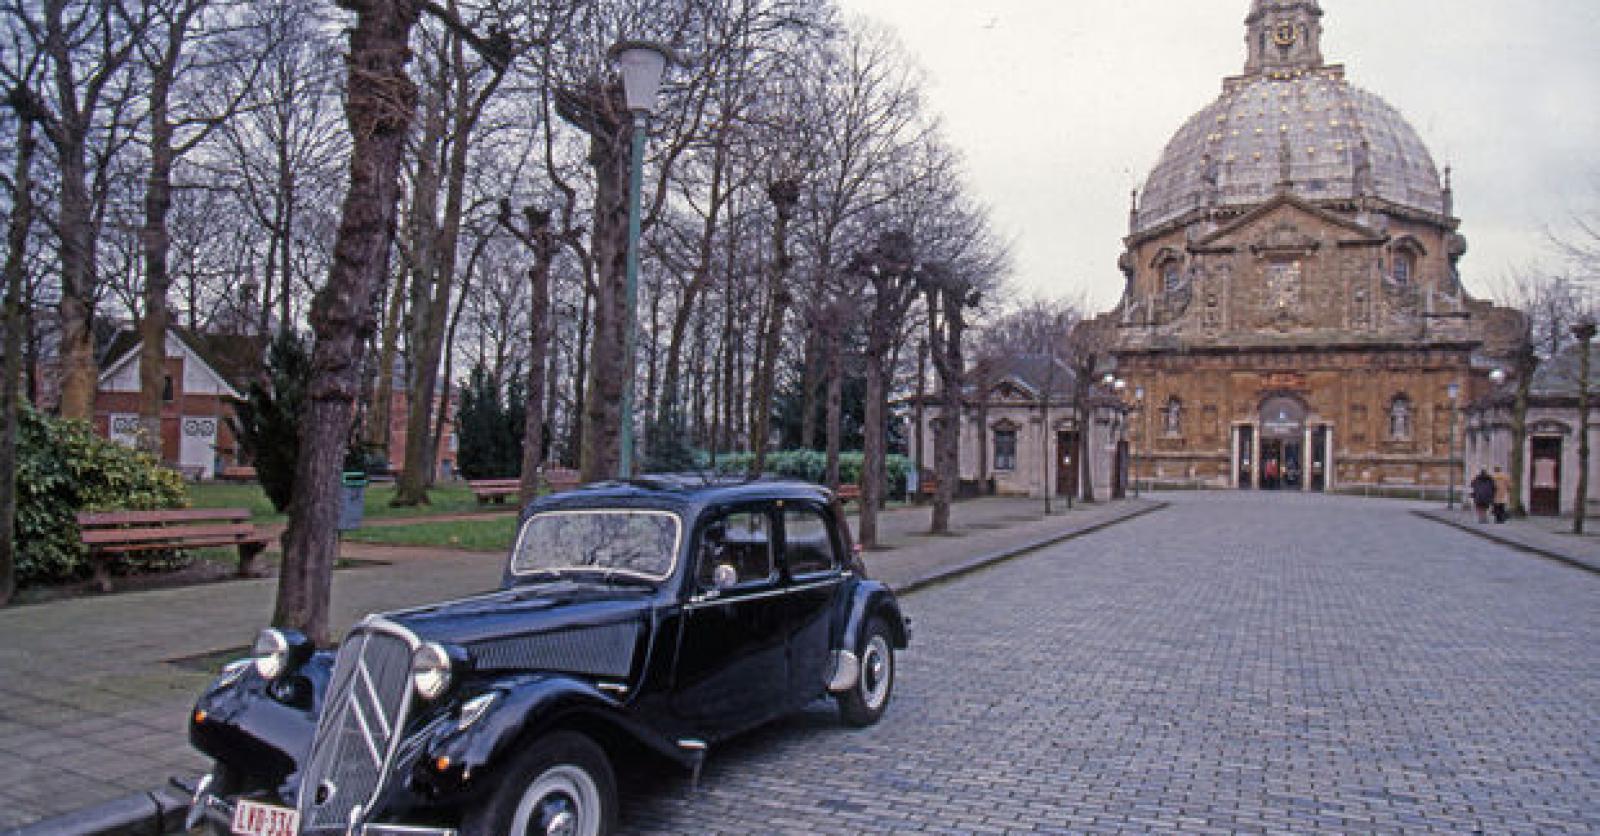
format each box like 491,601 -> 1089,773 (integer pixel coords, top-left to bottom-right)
840,580 -> 909,650
418,672 -> 693,799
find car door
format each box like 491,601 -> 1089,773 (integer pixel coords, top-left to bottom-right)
670,504 -> 789,737
778,501 -> 849,706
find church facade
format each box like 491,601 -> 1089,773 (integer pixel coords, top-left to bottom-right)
1094,0 -> 1524,493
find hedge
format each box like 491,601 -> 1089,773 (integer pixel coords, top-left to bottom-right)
13,405 -> 189,585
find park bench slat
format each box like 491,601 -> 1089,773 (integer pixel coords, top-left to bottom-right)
77,508 -> 252,527
81,523 -> 266,546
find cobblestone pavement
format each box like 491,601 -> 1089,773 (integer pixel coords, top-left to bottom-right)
618,491 -> 1600,834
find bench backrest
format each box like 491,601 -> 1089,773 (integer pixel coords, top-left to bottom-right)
467,479 -> 523,488
77,508 -> 253,528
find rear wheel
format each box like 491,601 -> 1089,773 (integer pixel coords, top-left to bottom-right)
462,731 -> 617,836
837,616 -> 895,727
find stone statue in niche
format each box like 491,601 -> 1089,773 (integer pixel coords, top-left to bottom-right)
1163,397 -> 1183,436
1388,396 -> 1412,440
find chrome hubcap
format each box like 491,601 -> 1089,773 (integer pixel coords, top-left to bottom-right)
861,635 -> 892,710
511,765 -> 599,836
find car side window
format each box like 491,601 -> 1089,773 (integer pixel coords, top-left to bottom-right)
783,505 -> 837,576
696,509 -> 775,591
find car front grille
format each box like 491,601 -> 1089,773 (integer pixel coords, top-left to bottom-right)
297,619 -> 418,833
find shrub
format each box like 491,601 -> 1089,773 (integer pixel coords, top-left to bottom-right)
14,404 -> 189,585
705,450 -> 909,497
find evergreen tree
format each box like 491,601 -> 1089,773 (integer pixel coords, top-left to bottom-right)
232,329 -> 310,513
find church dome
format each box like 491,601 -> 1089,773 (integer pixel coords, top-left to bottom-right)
1132,2 -> 1445,235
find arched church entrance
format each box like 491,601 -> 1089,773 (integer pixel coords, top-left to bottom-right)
1258,396 -> 1305,490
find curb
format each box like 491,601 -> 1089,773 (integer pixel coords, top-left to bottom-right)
3,788 -> 189,836
893,501 -> 1168,595
1411,510 -> 1600,576
14,501 -> 1166,835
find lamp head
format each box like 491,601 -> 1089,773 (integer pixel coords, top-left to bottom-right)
610,40 -> 672,114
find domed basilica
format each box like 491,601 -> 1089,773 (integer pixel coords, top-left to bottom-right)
1098,0 -> 1524,492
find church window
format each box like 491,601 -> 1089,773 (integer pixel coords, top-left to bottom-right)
1388,395 -> 1413,440
1163,397 -> 1183,436
993,429 -> 1017,471
1392,250 -> 1415,285
162,375 -> 174,402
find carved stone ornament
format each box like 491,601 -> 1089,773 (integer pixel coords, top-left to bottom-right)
1249,221 -> 1321,257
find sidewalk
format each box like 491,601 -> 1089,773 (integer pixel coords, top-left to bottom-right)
1414,505 -> 1600,574
0,495 -> 1160,833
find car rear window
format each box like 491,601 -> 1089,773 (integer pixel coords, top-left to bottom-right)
511,509 -> 682,580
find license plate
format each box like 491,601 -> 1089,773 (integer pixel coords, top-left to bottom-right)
232,799 -> 299,836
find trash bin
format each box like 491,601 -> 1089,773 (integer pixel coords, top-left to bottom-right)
338,471 -> 369,531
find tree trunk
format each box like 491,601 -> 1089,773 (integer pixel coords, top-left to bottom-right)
501,204 -> 554,503
1573,329 -> 1592,535
577,124 -> 629,482
0,114 -> 37,607
824,332 -> 842,488
274,0 -> 420,646
860,322 -> 889,547
365,270 -> 406,458
926,285 -> 965,535
1509,348 -> 1535,517
749,179 -> 798,475
138,53 -> 179,458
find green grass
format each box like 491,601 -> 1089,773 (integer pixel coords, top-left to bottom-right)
187,481 -> 508,523
342,516 -> 519,552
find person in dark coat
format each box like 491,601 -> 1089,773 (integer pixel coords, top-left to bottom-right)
1470,469 -> 1495,524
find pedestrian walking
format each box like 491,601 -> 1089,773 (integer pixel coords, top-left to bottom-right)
1470,469 -> 1494,523
1491,466 -> 1512,523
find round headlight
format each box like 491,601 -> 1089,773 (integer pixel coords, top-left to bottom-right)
253,629 -> 290,679
411,642 -> 453,700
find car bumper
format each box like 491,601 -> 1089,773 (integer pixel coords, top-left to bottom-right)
186,782 -> 458,836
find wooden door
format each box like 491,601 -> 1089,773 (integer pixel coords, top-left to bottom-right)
1057,431 -> 1079,499
1529,437 -> 1561,516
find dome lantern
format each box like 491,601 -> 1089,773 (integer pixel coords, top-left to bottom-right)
1244,1 -> 1325,78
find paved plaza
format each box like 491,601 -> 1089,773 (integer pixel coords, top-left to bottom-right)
2,491 -> 1596,833
622,492 -> 1598,834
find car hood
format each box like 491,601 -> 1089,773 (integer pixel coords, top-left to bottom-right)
383,583 -> 653,679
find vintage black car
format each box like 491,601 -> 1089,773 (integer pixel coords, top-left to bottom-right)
186,477 -> 910,836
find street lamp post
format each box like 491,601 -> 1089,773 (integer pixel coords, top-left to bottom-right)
1446,381 -> 1460,509
611,40 -> 671,479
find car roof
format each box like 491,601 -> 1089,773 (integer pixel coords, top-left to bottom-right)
522,474 -> 834,518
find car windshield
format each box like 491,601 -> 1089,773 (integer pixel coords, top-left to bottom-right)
510,509 -> 681,582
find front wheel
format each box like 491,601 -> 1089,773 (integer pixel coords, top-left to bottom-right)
837,616 -> 895,727
461,731 -> 618,836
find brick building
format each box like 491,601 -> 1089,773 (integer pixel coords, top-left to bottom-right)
1090,0 -> 1524,493
95,327 -> 264,478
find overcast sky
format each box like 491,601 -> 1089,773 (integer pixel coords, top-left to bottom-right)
832,0 -> 1600,310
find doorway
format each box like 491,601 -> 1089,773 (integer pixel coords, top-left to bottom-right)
1530,437 -> 1561,516
1057,431 -> 1079,500
1112,439 -> 1127,499
1259,439 -> 1302,490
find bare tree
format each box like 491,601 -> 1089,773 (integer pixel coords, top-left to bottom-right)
274,0 -> 423,645
497,200 -> 555,502
4,0 -> 150,420
134,0 -> 266,453
391,6 -> 516,505
1,86 -> 42,606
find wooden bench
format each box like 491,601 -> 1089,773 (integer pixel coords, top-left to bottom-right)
218,465 -> 258,482
835,483 -> 861,505
467,478 -> 523,504
76,508 -> 270,592
544,467 -> 581,493
915,473 -> 940,502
